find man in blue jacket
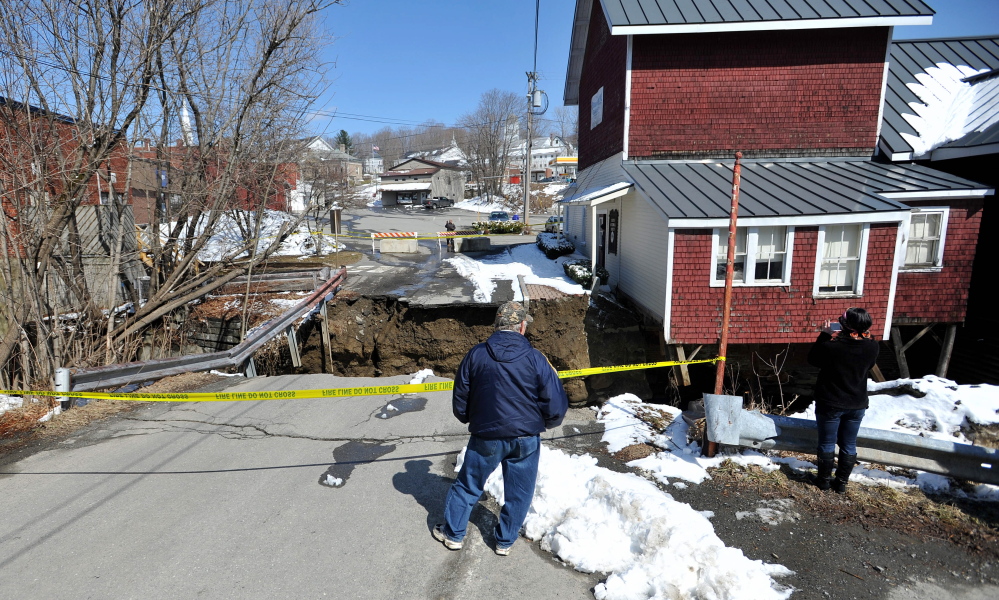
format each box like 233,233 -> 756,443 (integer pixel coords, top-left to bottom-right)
433,301 -> 568,556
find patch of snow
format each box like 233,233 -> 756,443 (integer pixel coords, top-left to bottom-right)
900,63 -> 998,157
0,394 -> 24,417
735,499 -> 801,525
408,369 -> 435,385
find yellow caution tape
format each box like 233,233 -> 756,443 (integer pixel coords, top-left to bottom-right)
0,357 -> 721,402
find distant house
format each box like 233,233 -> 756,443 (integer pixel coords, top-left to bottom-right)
510,134 -> 575,182
559,0 -> 993,378
287,136 -> 363,213
379,158 -> 464,206
878,36 -> 999,381
363,152 -> 384,177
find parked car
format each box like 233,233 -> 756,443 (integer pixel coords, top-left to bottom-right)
423,196 -> 454,209
544,215 -> 564,233
488,211 -> 510,222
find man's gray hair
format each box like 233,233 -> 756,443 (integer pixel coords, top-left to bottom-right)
494,301 -> 533,331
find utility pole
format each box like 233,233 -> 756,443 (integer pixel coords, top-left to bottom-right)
522,71 -> 538,232
522,0 -> 545,234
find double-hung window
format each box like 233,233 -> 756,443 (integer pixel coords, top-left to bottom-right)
903,209 -> 947,270
712,226 -> 792,286
815,224 -> 868,295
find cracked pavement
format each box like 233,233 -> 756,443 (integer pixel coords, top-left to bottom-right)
0,372 -> 604,599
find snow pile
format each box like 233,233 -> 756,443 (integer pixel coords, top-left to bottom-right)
481,445 -> 793,600
408,369 -> 434,385
600,394 -> 777,487
900,62 -> 999,157
453,195 -> 512,213
166,210 -> 343,261
601,378 -> 999,499
790,375 -> 999,444
445,243 -> 585,302
0,394 -> 24,417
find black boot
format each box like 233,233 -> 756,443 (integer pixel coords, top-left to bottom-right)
832,451 -> 858,494
813,451 -> 835,491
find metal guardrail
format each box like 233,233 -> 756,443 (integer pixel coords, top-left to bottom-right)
761,415 -> 999,485
56,267 -> 346,397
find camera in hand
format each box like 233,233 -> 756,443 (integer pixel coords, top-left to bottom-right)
829,322 -> 842,331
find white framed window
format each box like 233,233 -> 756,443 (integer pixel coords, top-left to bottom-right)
902,208 -> 948,270
711,226 -> 793,286
814,224 -> 869,296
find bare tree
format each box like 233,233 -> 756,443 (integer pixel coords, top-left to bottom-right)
0,0 -> 341,387
459,89 -> 520,198
551,105 -> 578,149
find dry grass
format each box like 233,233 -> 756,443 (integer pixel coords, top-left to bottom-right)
708,459 -> 999,557
614,443 -> 658,462
633,405 -> 674,434
0,371 -> 229,455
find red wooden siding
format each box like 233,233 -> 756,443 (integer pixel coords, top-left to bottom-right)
577,1 -> 626,171
669,224 -> 897,344
629,28 -> 890,160
892,198 -> 984,324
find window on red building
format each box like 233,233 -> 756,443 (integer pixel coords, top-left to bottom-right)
903,209 -> 947,270
816,224 -> 867,295
712,226 -> 791,286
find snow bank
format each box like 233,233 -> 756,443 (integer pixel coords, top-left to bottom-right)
789,375 -> 999,445
445,243 -> 585,302
600,394 -> 777,487
482,446 -> 793,600
602,376 -> 999,499
453,196 -> 512,213
165,210 -> 343,261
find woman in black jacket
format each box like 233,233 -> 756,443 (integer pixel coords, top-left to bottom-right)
807,307 -> 880,493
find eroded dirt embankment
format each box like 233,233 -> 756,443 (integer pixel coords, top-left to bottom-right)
286,293 -> 660,404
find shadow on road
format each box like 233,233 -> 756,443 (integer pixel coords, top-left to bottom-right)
393,459 -> 497,542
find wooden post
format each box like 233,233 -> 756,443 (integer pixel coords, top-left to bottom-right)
891,326 -> 910,379
671,345 -> 691,386
706,151 -> 743,458
935,324 -> 957,377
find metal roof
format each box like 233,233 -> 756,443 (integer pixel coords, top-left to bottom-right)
881,36 -> 999,161
621,159 -> 989,220
565,0 -> 934,105
601,0 -> 933,31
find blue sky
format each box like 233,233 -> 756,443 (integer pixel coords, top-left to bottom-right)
313,0 -> 999,137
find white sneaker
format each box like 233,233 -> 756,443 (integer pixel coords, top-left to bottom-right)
432,524 -> 462,550
494,544 -> 512,556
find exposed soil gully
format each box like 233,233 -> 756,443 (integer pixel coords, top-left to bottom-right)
262,292 -> 660,407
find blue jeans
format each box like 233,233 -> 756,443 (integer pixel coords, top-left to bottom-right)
816,408 -> 866,455
442,434 -> 540,548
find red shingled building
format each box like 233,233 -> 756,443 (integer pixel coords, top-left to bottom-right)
559,0 -> 992,380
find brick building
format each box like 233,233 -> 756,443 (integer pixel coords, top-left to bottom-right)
559,0 -> 993,379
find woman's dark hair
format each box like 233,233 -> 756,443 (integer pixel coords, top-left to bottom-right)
838,307 -> 872,333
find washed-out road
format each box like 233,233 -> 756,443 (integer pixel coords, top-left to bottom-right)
0,373 -> 603,599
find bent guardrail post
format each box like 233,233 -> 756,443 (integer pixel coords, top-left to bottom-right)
286,325 -> 302,368
704,402 -> 999,485
60,267 -> 346,394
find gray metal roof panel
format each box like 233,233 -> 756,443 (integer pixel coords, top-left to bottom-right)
882,36 -> 999,160
620,159 -> 988,220
601,0 -> 932,28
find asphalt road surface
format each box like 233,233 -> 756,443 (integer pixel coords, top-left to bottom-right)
0,373 -> 603,599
